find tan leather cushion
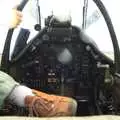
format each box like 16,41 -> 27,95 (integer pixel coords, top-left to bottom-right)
0,116 -> 120,120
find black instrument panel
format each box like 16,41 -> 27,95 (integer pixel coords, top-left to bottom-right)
9,26 -> 112,115
10,26 -> 106,98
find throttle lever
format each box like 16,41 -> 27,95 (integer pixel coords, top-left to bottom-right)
0,0 -> 29,73
17,0 -> 29,11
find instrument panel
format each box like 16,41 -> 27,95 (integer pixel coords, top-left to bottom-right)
9,26 -> 112,115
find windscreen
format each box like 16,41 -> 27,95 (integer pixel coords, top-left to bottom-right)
0,0 -> 117,61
